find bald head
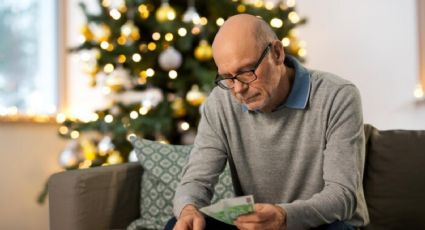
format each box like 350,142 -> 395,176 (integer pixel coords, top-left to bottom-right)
213,14 -> 278,53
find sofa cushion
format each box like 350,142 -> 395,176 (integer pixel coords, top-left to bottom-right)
363,125 -> 425,229
127,137 -> 234,230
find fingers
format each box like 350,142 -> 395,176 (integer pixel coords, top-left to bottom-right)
236,213 -> 266,223
234,221 -> 262,230
234,203 -> 286,230
173,213 -> 205,230
193,217 -> 205,230
173,220 -> 188,230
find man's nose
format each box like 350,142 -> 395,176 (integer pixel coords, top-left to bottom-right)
233,80 -> 247,93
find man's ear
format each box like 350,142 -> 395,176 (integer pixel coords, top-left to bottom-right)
270,40 -> 285,64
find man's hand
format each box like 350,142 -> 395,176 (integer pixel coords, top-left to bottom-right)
234,203 -> 287,230
173,204 -> 206,230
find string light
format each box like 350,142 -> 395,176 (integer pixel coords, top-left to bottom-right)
180,121 -> 190,131
109,9 -> 121,20
178,28 -> 187,36
169,70 -> 178,79
200,17 -> 208,26
59,126 -> 69,135
70,130 -> 80,139
216,18 -> 225,26
152,32 -> 161,41
100,41 -> 110,49
139,106 -> 150,115
90,113 -> 99,121
298,48 -> 307,57
130,111 -> 139,119
270,18 -> 283,28
104,114 -> 114,123
281,37 -> 290,47
165,33 -> 174,41
288,11 -> 300,23
146,68 -> 155,77
132,53 -> 142,62
104,63 -> 114,73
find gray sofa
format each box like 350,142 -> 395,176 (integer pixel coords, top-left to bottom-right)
48,125 -> 425,230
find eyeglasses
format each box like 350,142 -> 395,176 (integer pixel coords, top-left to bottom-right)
215,43 -> 272,90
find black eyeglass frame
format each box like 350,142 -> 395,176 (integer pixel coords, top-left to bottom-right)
214,43 -> 272,90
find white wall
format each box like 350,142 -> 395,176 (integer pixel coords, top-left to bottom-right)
296,0 -> 425,130
0,123 -> 65,230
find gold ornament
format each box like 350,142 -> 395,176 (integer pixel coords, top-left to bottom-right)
186,85 -> 206,106
194,40 -> 213,61
107,150 -> 124,165
155,2 -> 176,22
172,97 -> 187,117
138,4 -> 150,19
81,139 -> 97,161
80,24 -> 93,41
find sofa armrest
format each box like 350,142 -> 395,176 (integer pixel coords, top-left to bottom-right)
48,162 -> 143,230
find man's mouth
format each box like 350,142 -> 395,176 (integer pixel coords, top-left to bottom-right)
240,94 -> 258,104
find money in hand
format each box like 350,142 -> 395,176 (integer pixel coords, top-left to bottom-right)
200,195 -> 255,225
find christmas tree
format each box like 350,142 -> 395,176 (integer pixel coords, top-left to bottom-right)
57,0 -> 307,170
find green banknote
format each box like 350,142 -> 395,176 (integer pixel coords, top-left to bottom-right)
200,195 -> 255,225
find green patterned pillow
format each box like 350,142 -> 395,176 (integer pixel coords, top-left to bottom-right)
127,136 -> 234,230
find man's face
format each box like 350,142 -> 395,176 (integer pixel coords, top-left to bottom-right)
214,43 -> 283,112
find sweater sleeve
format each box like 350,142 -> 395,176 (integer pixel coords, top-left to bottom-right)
173,94 -> 229,218
278,85 -> 365,229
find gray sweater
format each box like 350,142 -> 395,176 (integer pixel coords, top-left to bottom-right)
173,57 -> 369,229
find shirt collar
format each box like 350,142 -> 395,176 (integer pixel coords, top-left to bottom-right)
278,55 -> 311,110
242,55 -> 310,112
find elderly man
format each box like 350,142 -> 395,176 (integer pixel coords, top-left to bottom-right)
166,14 -> 369,230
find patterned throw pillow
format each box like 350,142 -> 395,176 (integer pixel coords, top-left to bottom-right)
127,136 -> 234,230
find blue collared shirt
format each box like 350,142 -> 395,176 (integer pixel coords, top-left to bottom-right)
242,55 -> 311,112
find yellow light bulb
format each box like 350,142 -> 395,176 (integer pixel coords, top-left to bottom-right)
148,42 -> 157,51
165,33 -> 174,41
118,54 -> 126,63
